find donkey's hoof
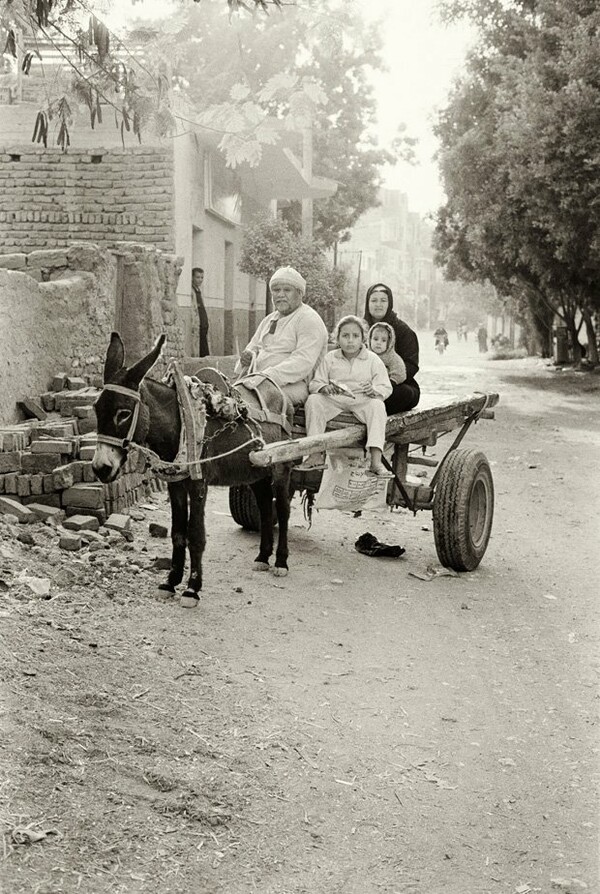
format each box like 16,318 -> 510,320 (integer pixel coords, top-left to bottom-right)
253,561 -> 270,572
273,566 -> 288,577
180,590 -> 200,609
156,584 -> 176,601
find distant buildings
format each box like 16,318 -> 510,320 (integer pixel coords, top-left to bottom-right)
336,189 -> 439,325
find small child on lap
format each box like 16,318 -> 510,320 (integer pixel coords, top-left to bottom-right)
298,315 -> 393,476
368,322 -> 406,386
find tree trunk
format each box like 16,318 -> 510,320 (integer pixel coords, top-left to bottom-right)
581,307 -> 598,365
564,312 -> 582,364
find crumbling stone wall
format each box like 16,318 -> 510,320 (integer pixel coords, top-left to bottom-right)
0,147 -> 174,253
0,242 -> 183,424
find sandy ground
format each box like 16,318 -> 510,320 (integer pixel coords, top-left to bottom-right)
1,336 -> 599,894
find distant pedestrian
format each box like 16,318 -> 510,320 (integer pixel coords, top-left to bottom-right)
477,324 -> 488,353
457,322 -> 464,342
192,267 -> 210,357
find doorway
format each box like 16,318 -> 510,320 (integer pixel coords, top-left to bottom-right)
223,240 -> 234,355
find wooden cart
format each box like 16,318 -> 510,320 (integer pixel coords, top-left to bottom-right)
229,391 -> 499,572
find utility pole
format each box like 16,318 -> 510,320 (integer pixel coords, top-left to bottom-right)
354,251 -> 363,314
414,262 -> 420,328
301,124 -> 313,239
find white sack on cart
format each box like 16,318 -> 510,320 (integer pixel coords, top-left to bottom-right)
314,447 -> 392,512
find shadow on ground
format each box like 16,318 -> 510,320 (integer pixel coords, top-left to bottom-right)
500,366 -> 600,395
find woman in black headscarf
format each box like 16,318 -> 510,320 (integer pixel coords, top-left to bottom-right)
364,283 -> 420,413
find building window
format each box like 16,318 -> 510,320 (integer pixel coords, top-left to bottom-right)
204,152 -> 242,226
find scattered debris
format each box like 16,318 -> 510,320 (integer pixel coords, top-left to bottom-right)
59,534 -> 82,552
9,824 -> 59,846
149,522 -> 168,538
550,879 -> 588,891
17,574 -> 51,597
408,565 -> 459,582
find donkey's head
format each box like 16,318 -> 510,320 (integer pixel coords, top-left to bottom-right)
92,332 -> 165,483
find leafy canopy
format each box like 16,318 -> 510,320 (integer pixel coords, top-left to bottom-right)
239,216 -> 349,323
433,0 -> 600,359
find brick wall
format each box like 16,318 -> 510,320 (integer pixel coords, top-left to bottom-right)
0,147 -> 175,254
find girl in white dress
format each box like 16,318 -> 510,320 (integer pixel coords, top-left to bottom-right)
298,315 -> 393,477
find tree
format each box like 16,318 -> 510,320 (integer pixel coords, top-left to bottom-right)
239,216 -> 349,327
2,1 -> 407,247
0,0 -> 285,150
278,8 -> 416,248
141,0 -> 412,248
434,0 -> 600,364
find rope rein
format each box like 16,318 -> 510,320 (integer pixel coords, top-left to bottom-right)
132,428 -> 266,481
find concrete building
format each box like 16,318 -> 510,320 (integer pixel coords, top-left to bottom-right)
336,189 -> 439,327
0,45 -> 335,356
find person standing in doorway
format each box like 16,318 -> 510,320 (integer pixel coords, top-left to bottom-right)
192,267 -> 210,357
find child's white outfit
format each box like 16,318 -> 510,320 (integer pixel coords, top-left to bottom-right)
305,346 -> 392,449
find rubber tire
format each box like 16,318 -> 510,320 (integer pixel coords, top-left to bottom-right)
228,485 -> 280,532
432,448 -> 494,571
229,485 -> 261,531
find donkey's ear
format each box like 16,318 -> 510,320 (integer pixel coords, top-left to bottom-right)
104,332 -> 125,383
128,334 -> 166,387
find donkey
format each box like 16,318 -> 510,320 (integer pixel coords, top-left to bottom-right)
92,332 -> 293,608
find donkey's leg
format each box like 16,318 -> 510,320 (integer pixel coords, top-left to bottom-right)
250,477 -> 274,571
158,481 -> 188,596
180,479 -> 207,609
272,466 -> 291,577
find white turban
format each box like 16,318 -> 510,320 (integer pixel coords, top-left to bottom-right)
269,266 -> 306,296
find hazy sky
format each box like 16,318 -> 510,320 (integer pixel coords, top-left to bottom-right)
366,0 -> 474,215
109,0 -> 474,216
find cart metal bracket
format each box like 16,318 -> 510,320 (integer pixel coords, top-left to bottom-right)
429,406 -> 483,490
382,454 -> 417,515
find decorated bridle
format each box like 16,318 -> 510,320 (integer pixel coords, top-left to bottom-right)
95,383 -> 142,450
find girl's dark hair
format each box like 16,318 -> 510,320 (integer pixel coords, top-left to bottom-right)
333,314 -> 368,344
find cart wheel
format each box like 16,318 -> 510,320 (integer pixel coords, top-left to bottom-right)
432,448 -> 494,571
228,485 -> 279,532
229,485 -> 260,531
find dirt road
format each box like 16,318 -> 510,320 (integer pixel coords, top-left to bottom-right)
1,339 -> 598,894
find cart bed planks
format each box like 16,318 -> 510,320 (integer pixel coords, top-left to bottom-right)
249,392 -> 499,468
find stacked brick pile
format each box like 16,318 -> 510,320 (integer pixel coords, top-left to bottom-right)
0,375 -> 163,526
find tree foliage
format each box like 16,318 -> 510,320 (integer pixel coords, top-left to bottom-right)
239,215 -> 349,325
0,0 -> 284,151
433,0 -> 600,363
141,0 -> 412,248
1,0 -> 406,250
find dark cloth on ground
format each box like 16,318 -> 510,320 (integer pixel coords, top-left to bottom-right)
355,532 -> 406,558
